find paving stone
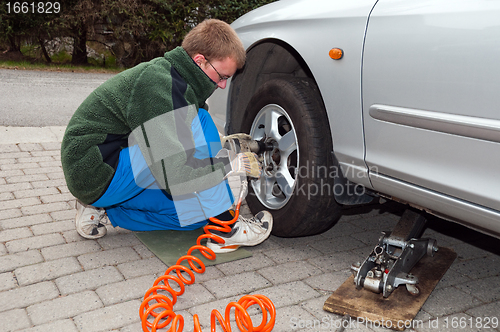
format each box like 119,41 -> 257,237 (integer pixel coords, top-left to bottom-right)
0,214 -> 52,229
258,261 -> 323,285
56,266 -> 124,295
0,144 -> 20,153
203,271 -> 271,299
6,174 -> 49,184
257,280 -> 322,309
14,188 -> 59,200
97,233 -> 142,250
31,220 -> 74,236
0,281 -> 59,312
350,229 -> 386,246
320,222 -> 361,239
0,170 -> 24,178
271,234 -> 325,247
0,151 -> 31,159
465,301 -> 500,321
38,160 -> 62,168
0,250 -> 44,273
0,208 -> 22,221
303,270 -> 352,295
272,305 -> 318,332
0,272 -> 17,292
452,256 -> 500,279
0,227 -> 33,242
41,240 -> 101,261
309,236 -> 367,254
0,197 -> 40,210
22,166 -> 62,175
116,256 -> 168,279
0,158 -> 16,165
422,286 -> 483,317
6,233 -> 65,253
348,213 -> 400,231
455,275 -> 500,303
73,300 -> 141,332
17,318 -> 78,332
0,243 -> 6,256
39,142 -> 62,151
57,185 -> 70,193
18,143 -> 43,152
0,308 -> 31,331
132,244 -> 155,259
434,266 -> 472,290
27,290 -> 103,325
78,247 -> 141,270
308,251 -> 365,273
47,172 -> 65,180
1,163 -> 39,171
61,230 -> 85,243
15,257 -> 82,286
96,274 -> 161,306
50,209 -> 76,221
21,201 -> 72,215
262,244 -> 323,264
217,253 -> 276,275
299,295 -> 341,322
40,193 -> 74,204
171,283 -> 216,311
30,150 -> 60,157
0,192 -> 14,201
17,156 -> 53,164
452,242 -> 493,261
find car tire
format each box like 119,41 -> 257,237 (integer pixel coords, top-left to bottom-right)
238,77 -> 342,237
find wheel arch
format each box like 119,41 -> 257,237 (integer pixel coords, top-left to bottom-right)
226,39 -> 325,135
226,39 -> 375,206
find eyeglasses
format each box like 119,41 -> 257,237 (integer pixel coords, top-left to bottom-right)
206,59 -> 230,82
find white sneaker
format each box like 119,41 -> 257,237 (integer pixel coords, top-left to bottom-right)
75,201 -> 107,239
206,211 -> 273,253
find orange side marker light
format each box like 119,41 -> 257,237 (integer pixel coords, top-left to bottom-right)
329,48 -> 343,60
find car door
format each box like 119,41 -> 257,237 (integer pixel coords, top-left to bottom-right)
361,0 -> 500,233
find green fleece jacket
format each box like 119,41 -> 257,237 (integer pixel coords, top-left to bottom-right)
61,47 -> 226,205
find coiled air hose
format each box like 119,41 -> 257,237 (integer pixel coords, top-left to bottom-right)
139,181 -> 276,332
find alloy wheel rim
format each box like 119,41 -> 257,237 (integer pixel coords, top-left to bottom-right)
249,104 -> 299,210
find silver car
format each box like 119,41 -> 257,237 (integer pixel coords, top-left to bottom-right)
208,0 -> 500,239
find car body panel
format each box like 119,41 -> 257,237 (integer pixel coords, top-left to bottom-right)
362,0 -> 500,220
207,0 -> 500,238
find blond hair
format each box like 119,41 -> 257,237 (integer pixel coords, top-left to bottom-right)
182,19 -> 246,69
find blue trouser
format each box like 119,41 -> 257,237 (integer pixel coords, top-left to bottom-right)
92,109 -> 233,231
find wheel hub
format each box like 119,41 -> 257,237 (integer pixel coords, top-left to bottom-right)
262,140 -> 281,176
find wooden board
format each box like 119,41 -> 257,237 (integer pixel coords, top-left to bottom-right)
323,247 -> 457,330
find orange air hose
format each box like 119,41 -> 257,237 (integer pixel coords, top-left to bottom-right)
139,182 -> 276,332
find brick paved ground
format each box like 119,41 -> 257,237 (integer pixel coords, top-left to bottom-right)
1,138 -> 499,332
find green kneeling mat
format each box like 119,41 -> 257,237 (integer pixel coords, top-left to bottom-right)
135,228 -> 252,267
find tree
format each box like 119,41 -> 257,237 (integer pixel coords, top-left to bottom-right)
1,0 -> 276,66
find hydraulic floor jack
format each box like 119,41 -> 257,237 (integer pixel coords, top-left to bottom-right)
350,209 -> 438,297
323,208 -> 457,331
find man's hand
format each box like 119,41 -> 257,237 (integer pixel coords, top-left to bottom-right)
216,148 -> 262,179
